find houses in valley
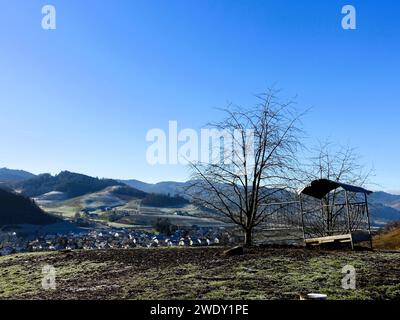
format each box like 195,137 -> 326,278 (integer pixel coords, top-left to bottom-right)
0,226 -> 226,256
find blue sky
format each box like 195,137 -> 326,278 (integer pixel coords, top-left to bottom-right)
0,0 -> 399,192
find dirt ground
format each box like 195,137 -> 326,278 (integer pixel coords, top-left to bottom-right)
0,247 -> 399,300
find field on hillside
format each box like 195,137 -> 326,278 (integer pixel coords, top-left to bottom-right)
1,247 -> 399,300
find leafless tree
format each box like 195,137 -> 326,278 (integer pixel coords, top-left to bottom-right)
302,142 -> 374,236
186,89 -> 303,246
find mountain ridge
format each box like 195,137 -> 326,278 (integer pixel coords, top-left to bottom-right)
0,168 -> 36,183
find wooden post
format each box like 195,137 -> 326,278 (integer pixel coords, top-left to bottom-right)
320,199 -> 327,236
299,194 -> 306,243
364,193 -> 373,250
344,190 -> 354,250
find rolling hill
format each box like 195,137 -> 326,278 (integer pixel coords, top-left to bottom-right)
40,185 -> 147,216
15,171 -> 124,198
40,184 -> 190,217
0,189 -> 59,226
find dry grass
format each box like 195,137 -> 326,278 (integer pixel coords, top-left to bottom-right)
374,225 -> 400,250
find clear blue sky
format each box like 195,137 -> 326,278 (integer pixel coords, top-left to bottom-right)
0,0 -> 399,192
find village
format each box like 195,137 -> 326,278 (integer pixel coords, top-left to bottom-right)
0,226 -> 225,256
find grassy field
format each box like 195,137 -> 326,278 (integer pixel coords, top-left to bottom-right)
0,247 -> 399,300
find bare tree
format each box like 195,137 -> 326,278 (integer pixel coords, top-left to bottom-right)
302,142 -> 374,236
187,89 -> 303,246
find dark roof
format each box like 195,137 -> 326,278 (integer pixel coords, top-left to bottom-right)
298,179 -> 372,199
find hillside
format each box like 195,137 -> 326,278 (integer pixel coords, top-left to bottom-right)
33,191 -> 69,204
16,171 -> 124,198
370,191 -> 400,204
373,223 -> 400,250
370,191 -> 400,210
0,189 -> 59,226
141,193 -> 189,207
41,185 -> 147,216
0,168 -> 36,183
369,203 -> 400,225
1,247 -> 399,299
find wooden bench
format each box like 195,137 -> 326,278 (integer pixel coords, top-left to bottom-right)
304,231 -> 371,249
305,234 -> 353,246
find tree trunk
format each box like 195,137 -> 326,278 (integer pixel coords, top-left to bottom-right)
244,228 -> 253,246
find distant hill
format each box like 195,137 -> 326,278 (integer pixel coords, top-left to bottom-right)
121,179 -> 192,196
370,191 -> 400,203
122,179 -> 400,222
368,191 -> 400,224
16,171 -> 124,198
369,203 -> 400,226
141,193 -> 189,207
0,168 -> 36,183
122,179 -> 295,200
121,179 -> 154,192
6,170 -> 400,225
0,189 -> 59,226
369,191 -> 400,210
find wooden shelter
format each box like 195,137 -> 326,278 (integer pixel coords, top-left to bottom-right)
298,179 -> 373,249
